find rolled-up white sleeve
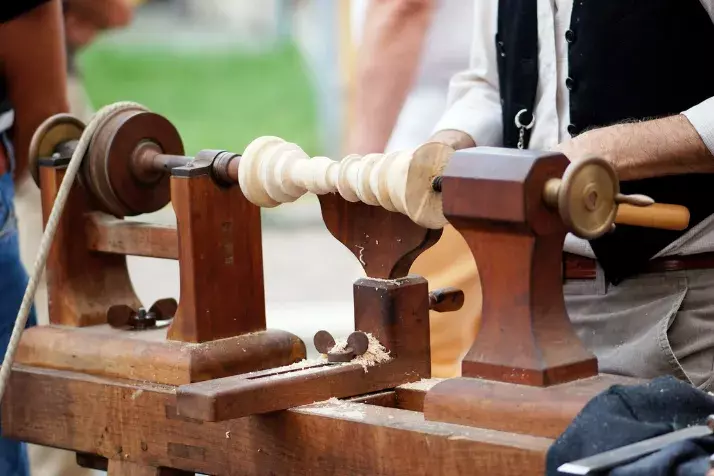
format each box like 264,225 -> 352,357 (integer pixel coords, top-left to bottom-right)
682,96 -> 714,154
432,0 -> 503,147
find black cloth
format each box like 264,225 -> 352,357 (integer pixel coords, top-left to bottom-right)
495,0 -> 539,149
0,0 -> 52,23
546,377 -> 714,476
570,0 -> 714,285
496,0 -> 714,284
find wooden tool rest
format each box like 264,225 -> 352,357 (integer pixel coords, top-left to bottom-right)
17,109 -> 304,385
174,193 -> 446,421
423,147 -> 644,441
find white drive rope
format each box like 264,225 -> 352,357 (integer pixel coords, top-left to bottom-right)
0,101 -> 148,402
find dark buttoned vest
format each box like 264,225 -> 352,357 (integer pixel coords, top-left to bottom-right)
497,0 -> 714,284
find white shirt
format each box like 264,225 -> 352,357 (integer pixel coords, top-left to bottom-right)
435,0 -> 714,258
351,0 -> 473,152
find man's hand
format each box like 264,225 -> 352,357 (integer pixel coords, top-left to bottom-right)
429,129 -> 476,150
551,115 -> 714,180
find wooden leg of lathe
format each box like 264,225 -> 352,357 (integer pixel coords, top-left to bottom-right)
107,460 -> 193,476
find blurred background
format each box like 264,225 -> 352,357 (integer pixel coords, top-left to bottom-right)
14,0 -> 473,473
18,1 -> 363,473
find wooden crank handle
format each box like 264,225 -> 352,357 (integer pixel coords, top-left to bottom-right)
615,203 -> 690,231
428,287 -> 465,313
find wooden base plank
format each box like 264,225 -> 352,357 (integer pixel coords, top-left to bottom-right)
4,365 -> 552,476
424,374 -> 644,439
16,326 -> 305,385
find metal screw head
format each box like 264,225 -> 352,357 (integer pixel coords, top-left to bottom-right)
313,330 -> 371,363
313,330 -> 336,354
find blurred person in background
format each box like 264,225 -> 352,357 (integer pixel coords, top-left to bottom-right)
14,2 -> 136,475
347,0 -> 478,378
0,3 -> 68,475
63,0 -> 137,120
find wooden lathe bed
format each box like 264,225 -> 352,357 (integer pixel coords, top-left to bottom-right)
1,104 -> 689,475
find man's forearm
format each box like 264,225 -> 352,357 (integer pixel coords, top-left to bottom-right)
347,0 -> 434,154
556,115 -> 714,181
0,0 -> 69,181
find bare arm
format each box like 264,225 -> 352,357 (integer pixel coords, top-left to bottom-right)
0,0 -> 69,182
553,115 -> 714,180
346,0 -> 435,155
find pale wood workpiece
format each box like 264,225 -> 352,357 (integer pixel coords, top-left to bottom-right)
239,136 -> 453,229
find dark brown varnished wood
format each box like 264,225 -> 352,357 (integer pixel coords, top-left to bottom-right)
318,194 -> 441,279
107,460 -> 193,476
176,277 -> 431,421
39,166 -> 141,327
441,148 -> 597,386
168,166 -> 265,343
4,365 -> 552,476
15,325 -> 304,385
423,374 -> 643,439
85,212 -> 178,259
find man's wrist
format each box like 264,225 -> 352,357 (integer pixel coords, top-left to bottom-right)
429,129 -> 476,150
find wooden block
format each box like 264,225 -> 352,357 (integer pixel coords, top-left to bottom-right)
423,374 -> 644,439
85,213 -> 178,259
169,173 -> 266,343
16,325 -> 305,385
107,460 -> 192,476
176,277 -> 431,421
4,365 -> 553,476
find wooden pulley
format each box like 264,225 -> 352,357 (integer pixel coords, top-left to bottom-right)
85,107 -> 184,217
28,114 -> 86,186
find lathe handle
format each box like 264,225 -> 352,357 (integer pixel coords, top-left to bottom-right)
615,203 -> 690,231
428,287 -> 465,313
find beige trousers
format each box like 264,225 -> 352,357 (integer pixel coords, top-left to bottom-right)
409,225 -> 482,378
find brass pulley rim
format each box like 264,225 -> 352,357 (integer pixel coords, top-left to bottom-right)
558,157 -> 619,240
28,114 -> 86,186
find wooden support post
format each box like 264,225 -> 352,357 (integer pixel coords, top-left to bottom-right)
168,154 -> 266,343
440,148 -> 597,386
39,159 -> 140,327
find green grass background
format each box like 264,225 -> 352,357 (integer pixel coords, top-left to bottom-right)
78,42 -> 320,157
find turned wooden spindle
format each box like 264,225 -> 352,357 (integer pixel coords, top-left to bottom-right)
238,136 -> 452,229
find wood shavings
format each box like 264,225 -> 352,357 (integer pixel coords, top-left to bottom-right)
225,431 -> 230,439
398,378 -> 444,391
306,397 -> 365,420
329,332 -> 391,372
131,389 -> 144,400
355,245 -> 366,265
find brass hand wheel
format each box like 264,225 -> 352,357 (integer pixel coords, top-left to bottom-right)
543,157 -> 655,239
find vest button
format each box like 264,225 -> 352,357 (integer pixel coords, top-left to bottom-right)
565,29 -> 577,43
567,124 -> 578,136
566,77 -> 576,91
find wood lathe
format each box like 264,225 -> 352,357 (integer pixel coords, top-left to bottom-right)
0,103 -> 693,475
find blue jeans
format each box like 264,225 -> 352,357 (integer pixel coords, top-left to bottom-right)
0,170 -> 37,476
